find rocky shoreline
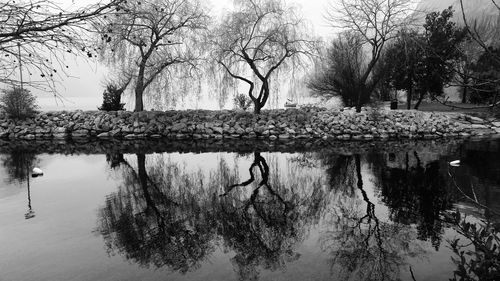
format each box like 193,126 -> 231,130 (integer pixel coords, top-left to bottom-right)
0,107 -> 499,141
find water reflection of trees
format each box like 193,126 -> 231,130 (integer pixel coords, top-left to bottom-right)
97,152 -> 325,279
319,154 -> 424,281
1,148 -> 39,184
99,153 -> 219,273
1,149 -> 39,219
369,151 -> 455,249
97,145 -> 500,280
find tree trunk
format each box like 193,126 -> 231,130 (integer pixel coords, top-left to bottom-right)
137,154 -> 147,188
252,83 -> 270,114
135,86 -> 144,112
355,155 -> 363,191
356,91 -> 363,113
414,92 -> 425,110
407,86 -> 413,110
462,85 -> 468,104
355,85 -> 367,113
253,101 -> 262,114
135,64 -> 146,112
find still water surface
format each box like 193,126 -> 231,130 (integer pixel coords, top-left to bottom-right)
0,139 -> 499,281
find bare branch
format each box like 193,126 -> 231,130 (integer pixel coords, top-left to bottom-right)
211,0 -> 319,113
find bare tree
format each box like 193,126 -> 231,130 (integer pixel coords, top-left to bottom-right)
459,0 -> 500,64
98,0 -> 209,112
211,0 -> 317,114
0,0 -> 123,91
308,32 -> 368,108
326,0 -> 414,112
457,0 -> 500,109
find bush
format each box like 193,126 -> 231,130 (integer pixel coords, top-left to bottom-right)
0,87 -> 39,119
233,93 -> 252,110
99,84 -> 125,111
307,33 -> 370,108
469,47 -> 500,105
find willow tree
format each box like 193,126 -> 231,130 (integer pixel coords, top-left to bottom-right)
98,0 -> 209,111
212,0 -> 317,114
0,0 -> 123,90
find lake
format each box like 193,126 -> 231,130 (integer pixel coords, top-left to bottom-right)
0,138 -> 499,281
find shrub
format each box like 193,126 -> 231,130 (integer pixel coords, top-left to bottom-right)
99,84 -> 125,111
233,93 -> 252,111
0,87 -> 39,119
307,33 -> 371,108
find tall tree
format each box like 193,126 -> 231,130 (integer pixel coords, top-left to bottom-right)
325,0 -> 413,112
414,7 -> 467,109
212,0 -> 317,114
384,29 -> 425,109
0,0 -> 123,90
98,0 -> 209,111
384,8 -> 467,110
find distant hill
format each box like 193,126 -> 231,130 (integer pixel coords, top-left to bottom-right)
416,0 -> 500,45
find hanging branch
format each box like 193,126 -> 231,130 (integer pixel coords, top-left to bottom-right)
0,0 -> 125,92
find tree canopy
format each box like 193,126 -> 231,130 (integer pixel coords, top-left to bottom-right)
211,0 -> 317,114
97,0 -> 209,111
0,0 -> 123,90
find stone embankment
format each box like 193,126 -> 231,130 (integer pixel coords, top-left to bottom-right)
0,107 -> 498,141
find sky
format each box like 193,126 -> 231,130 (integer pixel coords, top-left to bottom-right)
33,0 -> 331,110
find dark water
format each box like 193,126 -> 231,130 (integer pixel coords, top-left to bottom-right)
0,139 -> 499,281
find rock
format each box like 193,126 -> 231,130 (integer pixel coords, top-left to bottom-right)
109,129 -> 121,137
71,129 -> 89,138
467,116 -> 485,124
0,109 -> 490,141
212,127 -> 223,134
53,133 -> 67,139
471,124 -> 489,129
54,127 -> 66,134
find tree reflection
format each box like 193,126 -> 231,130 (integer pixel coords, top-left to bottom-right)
97,151 -> 326,279
321,154 -> 357,197
369,151 -> 454,249
1,149 -> 39,219
98,153 -> 218,273
321,154 -> 423,281
217,152 -> 303,281
1,148 -> 38,184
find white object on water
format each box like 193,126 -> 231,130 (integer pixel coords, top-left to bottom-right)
32,167 -> 44,177
449,160 -> 461,167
